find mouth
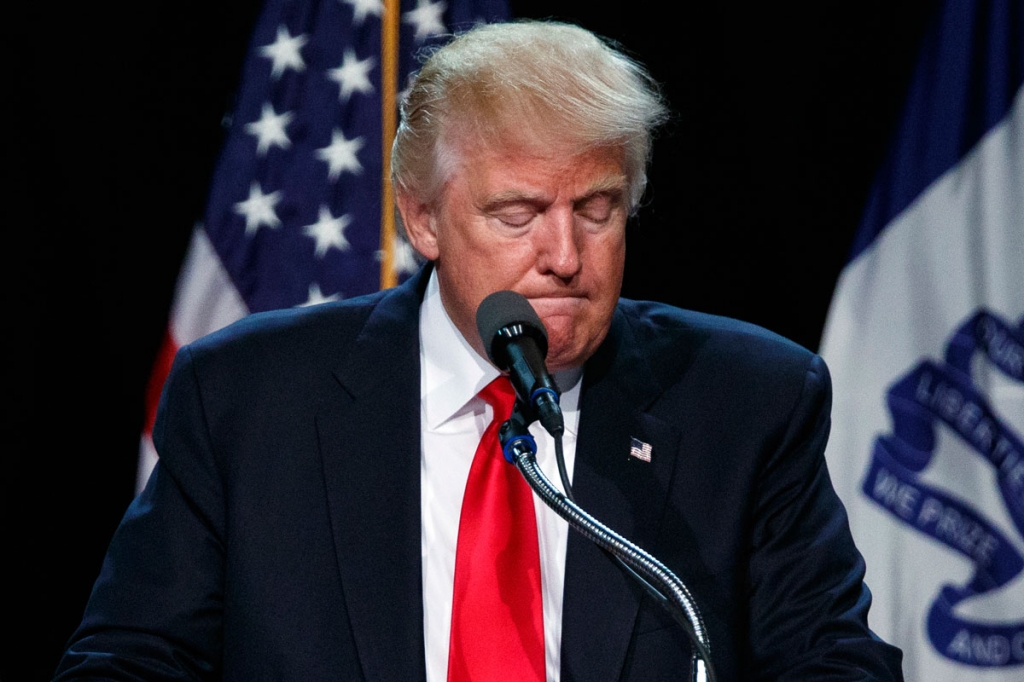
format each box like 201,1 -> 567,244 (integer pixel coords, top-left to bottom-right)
525,295 -> 587,322
526,294 -> 586,307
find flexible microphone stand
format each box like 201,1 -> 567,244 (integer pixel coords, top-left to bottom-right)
499,404 -> 717,682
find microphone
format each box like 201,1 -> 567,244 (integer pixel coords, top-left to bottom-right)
476,291 -> 564,438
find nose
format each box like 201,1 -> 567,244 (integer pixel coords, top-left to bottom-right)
536,207 -> 582,281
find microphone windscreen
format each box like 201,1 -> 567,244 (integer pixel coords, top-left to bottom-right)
476,291 -> 547,363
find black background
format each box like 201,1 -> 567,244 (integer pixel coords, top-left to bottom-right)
9,1 -> 936,678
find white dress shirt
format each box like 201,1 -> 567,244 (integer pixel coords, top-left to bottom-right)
419,271 -> 582,682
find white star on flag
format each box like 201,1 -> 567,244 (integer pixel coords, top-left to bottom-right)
234,182 -> 283,234
328,49 -> 376,101
316,129 -> 365,180
301,283 -> 343,307
303,205 -> 352,257
403,0 -> 447,43
392,238 -> 422,277
342,0 -> 384,25
245,102 -> 294,156
259,25 -> 308,79
398,73 -> 417,109
377,237 -> 423,277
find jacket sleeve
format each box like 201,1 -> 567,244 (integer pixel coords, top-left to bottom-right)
54,345 -> 225,681
745,354 -> 903,681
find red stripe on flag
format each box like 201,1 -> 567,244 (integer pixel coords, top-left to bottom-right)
143,330 -> 180,435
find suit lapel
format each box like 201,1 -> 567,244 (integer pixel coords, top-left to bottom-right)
314,280 -> 680,681
316,270 -> 429,682
560,307 -> 683,682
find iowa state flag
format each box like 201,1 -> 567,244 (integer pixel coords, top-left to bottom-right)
820,1 -> 1023,679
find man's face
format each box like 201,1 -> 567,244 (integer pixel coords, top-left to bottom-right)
399,139 -> 628,372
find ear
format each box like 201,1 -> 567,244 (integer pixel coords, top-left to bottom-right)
396,189 -> 440,261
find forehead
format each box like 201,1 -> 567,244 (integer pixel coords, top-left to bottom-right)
443,132 -> 628,201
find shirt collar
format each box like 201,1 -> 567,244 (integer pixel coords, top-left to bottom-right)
420,270 -> 499,430
419,269 -> 584,431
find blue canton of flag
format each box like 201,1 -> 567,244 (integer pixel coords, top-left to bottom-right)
207,0 -> 509,312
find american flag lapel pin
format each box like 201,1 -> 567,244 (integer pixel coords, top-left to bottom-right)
629,437 -> 652,463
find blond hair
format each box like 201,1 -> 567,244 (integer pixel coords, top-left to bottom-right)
391,21 -> 668,213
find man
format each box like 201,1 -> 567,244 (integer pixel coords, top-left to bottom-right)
56,21 -> 903,681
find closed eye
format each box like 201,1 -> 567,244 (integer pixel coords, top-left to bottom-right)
484,197 -> 544,228
575,191 -> 621,224
489,205 -> 538,227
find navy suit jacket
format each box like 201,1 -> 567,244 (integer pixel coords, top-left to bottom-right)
56,268 -> 903,681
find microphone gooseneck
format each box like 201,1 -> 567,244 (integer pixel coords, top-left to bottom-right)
476,290 -> 564,437
478,291 -> 716,682
500,410 -> 716,682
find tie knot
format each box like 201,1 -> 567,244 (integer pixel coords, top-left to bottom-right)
478,376 -> 517,422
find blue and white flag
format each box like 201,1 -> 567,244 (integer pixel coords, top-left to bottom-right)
137,0 -> 508,490
821,1 -> 1023,679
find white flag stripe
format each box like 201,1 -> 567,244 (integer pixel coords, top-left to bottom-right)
136,227 -> 251,492
169,226 -> 250,347
137,435 -> 160,494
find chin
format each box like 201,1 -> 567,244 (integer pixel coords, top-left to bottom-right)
544,336 -> 590,372
545,320 -> 612,371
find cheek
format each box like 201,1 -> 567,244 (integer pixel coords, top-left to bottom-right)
460,236 -> 538,292
585,232 -> 626,296
436,231 -> 526,320
605,228 -> 627,266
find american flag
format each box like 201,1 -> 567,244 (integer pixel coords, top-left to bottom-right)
628,437 -> 652,463
139,0 -> 509,490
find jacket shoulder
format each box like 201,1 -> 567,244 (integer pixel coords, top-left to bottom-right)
188,290 -> 387,366
615,298 -> 822,381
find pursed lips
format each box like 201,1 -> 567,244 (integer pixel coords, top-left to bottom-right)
525,294 -> 587,315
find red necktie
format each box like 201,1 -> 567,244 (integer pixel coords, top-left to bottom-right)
447,376 -> 546,682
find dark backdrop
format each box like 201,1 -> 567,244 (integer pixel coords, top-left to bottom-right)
8,1 -> 936,678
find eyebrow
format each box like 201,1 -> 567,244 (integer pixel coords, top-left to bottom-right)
582,175 -> 628,197
483,190 -> 546,208
482,175 -> 628,210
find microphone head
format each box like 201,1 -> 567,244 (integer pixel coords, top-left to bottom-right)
476,290 -> 549,367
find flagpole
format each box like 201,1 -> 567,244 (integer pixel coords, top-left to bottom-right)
379,0 -> 400,290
